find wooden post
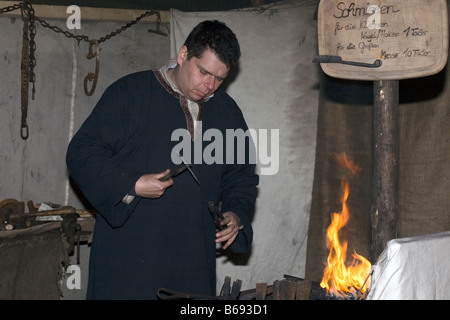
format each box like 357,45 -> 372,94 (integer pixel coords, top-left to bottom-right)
371,80 -> 399,262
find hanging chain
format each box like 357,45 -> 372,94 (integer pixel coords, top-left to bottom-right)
0,2 -> 22,14
0,3 -> 164,47
20,8 -> 30,140
32,8 -> 163,96
24,3 -> 36,100
0,2 -> 164,139
33,9 -> 163,45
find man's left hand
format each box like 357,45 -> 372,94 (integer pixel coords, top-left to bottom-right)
215,211 -> 242,250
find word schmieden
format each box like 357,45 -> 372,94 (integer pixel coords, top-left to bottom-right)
333,2 -> 400,19
171,123 -> 279,176
332,3 -> 401,31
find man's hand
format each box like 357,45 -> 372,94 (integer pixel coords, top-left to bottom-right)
215,211 -> 242,250
134,169 -> 174,198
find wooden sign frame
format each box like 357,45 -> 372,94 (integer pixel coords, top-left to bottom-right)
316,0 -> 449,80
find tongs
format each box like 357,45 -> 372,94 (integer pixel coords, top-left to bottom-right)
208,201 -> 226,231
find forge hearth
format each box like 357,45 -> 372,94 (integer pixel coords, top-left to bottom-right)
157,275 -> 366,300
241,275 -> 365,300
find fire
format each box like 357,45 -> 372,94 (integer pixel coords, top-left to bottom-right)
320,153 -> 372,298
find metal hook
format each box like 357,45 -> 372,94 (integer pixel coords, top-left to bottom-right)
313,55 -> 382,68
148,13 -> 167,36
84,40 -> 100,96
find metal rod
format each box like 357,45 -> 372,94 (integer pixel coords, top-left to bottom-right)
313,55 -> 382,68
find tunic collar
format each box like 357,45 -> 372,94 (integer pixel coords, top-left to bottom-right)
157,60 -> 214,102
155,60 -> 206,140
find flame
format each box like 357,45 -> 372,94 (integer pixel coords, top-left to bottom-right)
320,153 -> 371,298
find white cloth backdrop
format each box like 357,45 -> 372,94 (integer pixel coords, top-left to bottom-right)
368,231 -> 450,300
170,1 -> 320,291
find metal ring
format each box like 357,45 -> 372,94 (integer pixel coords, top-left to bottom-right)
20,124 -> 29,140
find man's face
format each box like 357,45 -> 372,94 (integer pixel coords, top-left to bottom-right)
175,46 -> 229,102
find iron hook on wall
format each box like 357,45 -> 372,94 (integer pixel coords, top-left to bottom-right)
84,40 -> 100,96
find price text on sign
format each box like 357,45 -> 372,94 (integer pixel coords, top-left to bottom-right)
317,0 -> 448,80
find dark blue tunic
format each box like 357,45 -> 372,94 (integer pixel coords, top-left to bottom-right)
66,70 -> 258,299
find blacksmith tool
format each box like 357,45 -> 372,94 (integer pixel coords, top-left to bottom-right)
208,201 -> 226,231
177,152 -> 200,185
159,152 -> 200,185
159,163 -> 190,181
208,201 -> 244,231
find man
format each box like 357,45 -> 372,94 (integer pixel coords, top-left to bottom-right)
66,20 -> 259,299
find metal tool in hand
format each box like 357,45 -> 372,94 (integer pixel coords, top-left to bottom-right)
208,201 -> 226,231
159,163 -> 190,181
177,152 -> 200,184
208,201 -> 244,232
159,152 -> 200,184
